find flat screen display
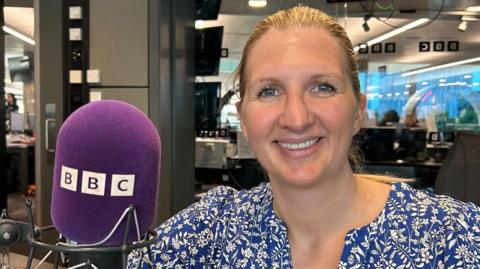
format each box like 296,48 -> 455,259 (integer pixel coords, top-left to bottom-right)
195,26 -> 224,76
8,55 -> 32,83
195,0 -> 222,20
195,82 -> 221,130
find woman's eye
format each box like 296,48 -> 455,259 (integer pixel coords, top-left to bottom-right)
258,87 -> 280,98
312,83 -> 337,96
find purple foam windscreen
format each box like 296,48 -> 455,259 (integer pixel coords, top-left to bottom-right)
51,100 -> 160,245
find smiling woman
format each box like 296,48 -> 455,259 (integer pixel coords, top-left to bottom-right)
128,6 -> 480,269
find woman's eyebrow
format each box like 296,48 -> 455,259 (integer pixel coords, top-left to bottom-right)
309,73 -> 344,81
246,77 -> 281,88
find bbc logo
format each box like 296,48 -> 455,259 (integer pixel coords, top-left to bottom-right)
60,165 -> 135,197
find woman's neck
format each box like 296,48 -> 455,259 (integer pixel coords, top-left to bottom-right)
270,167 -> 358,239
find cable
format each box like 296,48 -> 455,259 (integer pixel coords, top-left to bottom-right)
359,0 -> 445,30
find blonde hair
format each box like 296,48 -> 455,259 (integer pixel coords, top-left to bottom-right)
232,5 -> 361,103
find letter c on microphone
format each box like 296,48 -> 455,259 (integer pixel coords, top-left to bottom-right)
60,165 -> 135,196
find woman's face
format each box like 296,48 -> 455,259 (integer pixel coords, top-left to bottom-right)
6,94 -> 13,103
238,27 -> 365,188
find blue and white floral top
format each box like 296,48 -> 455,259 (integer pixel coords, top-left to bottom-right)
128,182 -> 480,268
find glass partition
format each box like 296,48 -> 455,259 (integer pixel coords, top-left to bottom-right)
361,65 -> 480,133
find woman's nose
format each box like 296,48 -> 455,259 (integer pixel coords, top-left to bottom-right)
278,93 -> 314,132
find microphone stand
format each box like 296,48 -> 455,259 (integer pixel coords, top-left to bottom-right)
0,209 -> 11,269
23,200 -> 157,269
1,248 -> 10,269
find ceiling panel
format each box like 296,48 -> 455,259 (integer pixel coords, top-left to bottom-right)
208,0 -> 480,70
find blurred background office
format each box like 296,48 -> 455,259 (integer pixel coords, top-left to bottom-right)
1,0 -> 480,265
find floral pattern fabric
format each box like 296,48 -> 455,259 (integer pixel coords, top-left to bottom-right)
128,182 -> 480,268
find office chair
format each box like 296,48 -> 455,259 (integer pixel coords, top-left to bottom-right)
434,131 -> 480,205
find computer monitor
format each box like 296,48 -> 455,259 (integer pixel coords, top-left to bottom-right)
195,82 -> 220,130
195,0 -> 222,20
195,26 -> 224,76
8,54 -> 33,83
356,127 -> 396,162
398,128 -> 428,159
10,112 -> 24,133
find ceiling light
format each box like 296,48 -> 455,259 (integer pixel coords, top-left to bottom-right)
354,18 -> 429,52
458,20 -> 468,32
466,6 -> 480,12
461,15 -> 480,21
464,74 -> 472,79
421,81 -> 428,85
195,20 -> 204,29
248,0 -> 267,8
3,26 -> 35,45
402,57 -> 480,77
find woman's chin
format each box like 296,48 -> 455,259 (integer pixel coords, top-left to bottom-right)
272,171 -> 324,189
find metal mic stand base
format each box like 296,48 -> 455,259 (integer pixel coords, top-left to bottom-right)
69,251 -> 123,269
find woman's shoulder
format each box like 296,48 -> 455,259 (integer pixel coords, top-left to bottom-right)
390,182 -> 480,218
342,182 -> 480,268
178,182 -> 271,222
388,182 -> 480,243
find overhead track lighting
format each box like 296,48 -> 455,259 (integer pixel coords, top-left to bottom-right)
362,15 -> 371,32
401,57 -> 480,77
248,0 -> 267,8
354,18 -> 429,52
3,26 -> 35,45
466,5 -> 480,12
461,15 -> 480,21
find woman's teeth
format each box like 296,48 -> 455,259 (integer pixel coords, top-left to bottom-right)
278,138 -> 319,150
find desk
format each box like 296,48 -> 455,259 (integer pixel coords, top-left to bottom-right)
365,159 -> 442,189
6,144 -> 34,193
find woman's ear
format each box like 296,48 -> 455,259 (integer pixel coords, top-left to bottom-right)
353,93 -> 367,135
236,101 -> 249,140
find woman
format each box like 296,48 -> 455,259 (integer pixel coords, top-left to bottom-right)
5,93 -> 19,132
129,6 -> 480,268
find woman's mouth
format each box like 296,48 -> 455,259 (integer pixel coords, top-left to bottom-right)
277,138 -> 321,150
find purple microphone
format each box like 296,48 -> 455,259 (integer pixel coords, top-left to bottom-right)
51,100 -> 160,247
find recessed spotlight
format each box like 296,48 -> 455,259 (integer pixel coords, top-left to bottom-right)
439,78 -> 447,83
248,0 -> 267,8
421,81 -> 428,85
464,74 -> 472,79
